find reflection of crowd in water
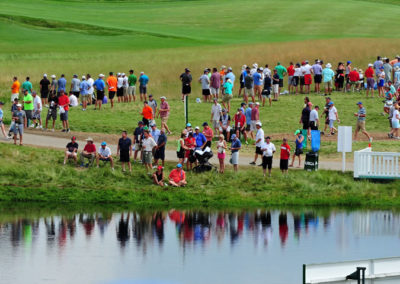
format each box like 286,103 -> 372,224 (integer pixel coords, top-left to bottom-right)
1,210 -> 399,250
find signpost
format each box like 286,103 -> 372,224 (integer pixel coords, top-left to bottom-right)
184,95 -> 189,125
337,126 -> 352,172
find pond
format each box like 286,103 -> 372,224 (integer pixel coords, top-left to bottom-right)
0,206 -> 399,284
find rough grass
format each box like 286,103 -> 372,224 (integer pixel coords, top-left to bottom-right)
1,143 -> 400,207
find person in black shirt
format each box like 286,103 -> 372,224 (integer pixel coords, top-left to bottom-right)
117,131 -> 132,172
154,128 -> 167,167
180,68 -> 192,101
64,136 -> 78,165
272,69 -> 280,101
299,97 -> 311,137
152,165 -> 164,187
133,121 -> 144,162
40,74 -> 51,106
45,92 -> 58,131
262,76 -> 272,107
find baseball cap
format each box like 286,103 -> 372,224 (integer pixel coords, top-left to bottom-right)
265,136 -> 271,139
122,73 -> 125,76
213,98 -> 218,101
347,61 -> 351,64
149,94 -> 153,97
51,75 -> 56,78
138,121 -> 144,125
256,122 -> 262,126
43,74 -> 47,77
82,75 -> 86,79
185,68 -> 190,72
259,67 -> 264,71
160,96 -> 166,99
202,122 -> 208,126
357,101 -> 363,105
221,65 -> 226,69
228,67 -> 232,71
237,108 -> 242,111
255,102 -> 260,105
195,126 -> 200,130
249,102 -> 253,105
151,123 -> 156,127
329,101 -> 334,105
101,141 -> 107,146
157,165 -> 163,170
241,102 -> 246,106
117,73 -> 121,76
71,136 -> 76,140
380,67 -> 384,70
231,134 -> 237,139
294,130 -> 301,135
177,163 -> 182,168
85,137 -> 93,142
368,63 -> 373,67
16,104 -> 22,107
222,108 -> 227,112
186,123 -> 192,127
99,74 -> 105,77
143,126 -> 149,131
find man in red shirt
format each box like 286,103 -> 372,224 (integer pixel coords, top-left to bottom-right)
58,90 -> 70,132
80,137 -> 96,167
202,122 -> 213,148
349,68 -> 360,92
280,138 -> 291,174
365,63 -> 375,98
169,163 -> 187,187
233,108 -> 247,141
287,62 -> 295,94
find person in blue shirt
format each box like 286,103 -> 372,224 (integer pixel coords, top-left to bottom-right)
139,72 -> 149,101
230,134 -> 241,172
245,102 -> 253,141
93,74 -> 106,110
57,74 -> 67,96
150,123 -> 161,143
193,126 -> 206,150
225,67 -> 236,87
79,76 -> 90,111
253,68 -> 263,101
290,130 -> 304,168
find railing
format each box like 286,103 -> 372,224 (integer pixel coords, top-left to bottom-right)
354,147 -> 400,179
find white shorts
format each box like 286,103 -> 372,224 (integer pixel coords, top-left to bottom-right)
11,93 -> 19,102
210,87 -> 219,95
250,120 -> 257,131
128,86 -> 136,96
219,126 -> 231,132
273,84 -> 279,94
212,120 -> 219,130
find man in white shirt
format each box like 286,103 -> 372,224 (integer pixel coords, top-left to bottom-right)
86,74 -> 94,106
328,102 -> 339,135
250,63 -> 258,76
142,129 -> 157,172
309,105 -> 319,130
250,121 -> 264,165
302,60 -> 313,94
117,73 -> 124,103
210,98 -> 222,136
199,69 -> 211,102
263,64 -> 271,78
32,91 -> 42,129
148,95 -> 157,119
122,73 -> 129,103
261,136 -> 276,177
69,93 -> 78,107
96,141 -> 114,170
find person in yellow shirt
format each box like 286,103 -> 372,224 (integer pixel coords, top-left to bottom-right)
11,77 -> 20,102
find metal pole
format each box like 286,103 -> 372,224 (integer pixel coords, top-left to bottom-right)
342,151 -> 346,173
302,264 -> 306,284
184,95 -> 188,125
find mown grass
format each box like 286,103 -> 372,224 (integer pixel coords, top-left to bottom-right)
1,143 -> 400,207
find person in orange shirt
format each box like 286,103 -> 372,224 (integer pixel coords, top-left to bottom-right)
219,65 -> 227,96
106,72 -> 117,108
141,101 -> 153,127
11,77 -> 20,102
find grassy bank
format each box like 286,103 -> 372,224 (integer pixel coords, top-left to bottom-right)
1,143 -> 400,207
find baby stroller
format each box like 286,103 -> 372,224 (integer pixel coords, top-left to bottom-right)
192,147 -> 217,173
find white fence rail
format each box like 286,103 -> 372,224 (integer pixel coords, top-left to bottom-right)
354,148 -> 400,179
304,256 -> 400,284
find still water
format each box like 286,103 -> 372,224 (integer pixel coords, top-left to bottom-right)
1,207 -> 400,284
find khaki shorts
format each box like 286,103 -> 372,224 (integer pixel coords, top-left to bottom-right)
161,116 -> 168,123
324,81 -> 332,89
356,121 -> 366,132
143,151 -> 153,164
11,93 -> 19,102
123,87 -> 128,97
128,86 -> 136,96
245,88 -> 254,96
212,120 -> 219,130
210,87 -> 219,95
222,94 -> 232,103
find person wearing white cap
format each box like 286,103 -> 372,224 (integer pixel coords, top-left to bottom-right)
117,72 -> 124,103
225,67 -> 236,87
79,75 -> 90,111
250,63 -> 258,76
199,69 -> 211,102
11,103 -> 26,146
157,96 -> 171,134
249,121 -> 264,165
86,74 -> 94,106
93,74 -> 106,110
322,63 -> 335,96
394,66 -> 400,90
70,74 -> 80,98
122,73 -> 129,103
40,74 -> 50,107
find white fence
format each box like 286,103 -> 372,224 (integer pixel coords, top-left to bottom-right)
304,256 -> 400,284
354,148 -> 400,179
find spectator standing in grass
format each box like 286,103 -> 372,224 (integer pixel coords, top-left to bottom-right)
11,77 -> 20,102
45,91 -> 58,131
63,136 -> 78,165
250,102 -> 260,138
245,102 -> 253,141
122,73 -> 129,103
287,62 -> 295,94
32,91 -> 42,129
58,90 -> 70,133
22,89 -> 34,128
141,101 -> 153,127
40,74 -> 50,107
210,67 -> 221,100
250,121 -> 264,166
106,72 -> 117,108
253,68 -> 263,101
142,129 -> 157,173
354,102 -> 372,142
96,141 -> 114,170
80,138 -> 96,167
293,63 -> 302,95
184,131 -> 196,170
117,73 -> 124,103
148,95 -> 157,121
383,58 -> 392,83
193,126 -> 206,151
280,138 -> 290,175
80,75 -> 90,111
210,98 -> 222,136
312,60 -> 323,94
157,96 -> 171,134
177,132 -> 185,164
11,103 -> 26,145
219,109 -> 231,142
216,134 -> 227,173
133,121 -> 144,162
322,63 -> 334,96
57,74 -> 66,96
180,68 -> 192,101
93,74 -> 105,110
222,78 -> 233,113
230,134 -> 241,172
394,67 -> 400,90
128,69 -> 137,102
378,67 -> 385,98
70,74 -> 80,99
349,68 -> 360,92
272,69 -> 280,101
117,131 -> 132,172
309,105 -> 319,130
139,71 -> 149,102
374,56 -> 383,78
202,122 -> 213,148
300,99 -> 311,138
50,75 -> 57,98
169,163 -> 187,187
365,63 -> 375,98
261,136 -> 276,177
302,60 -> 312,94
238,65 -> 247,98
244,66 -> 254,103
225,67 -> 236,88
154,128 -> 167,167
86,74 -> 94,106
274,62 -> 287,95
199,69 -> 211,103
22,77 -> 32,94
290,130 -> 304,168
233,108 -> 246,142
328,101 -> 339,135
262,73 -> 272,107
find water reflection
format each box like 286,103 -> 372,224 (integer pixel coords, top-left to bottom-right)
1,208 -> 400,284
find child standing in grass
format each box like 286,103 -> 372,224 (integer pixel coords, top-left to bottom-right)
280,138 -> 291,175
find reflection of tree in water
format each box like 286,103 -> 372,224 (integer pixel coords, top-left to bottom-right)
116,213 -> 130,248
279,212 -> 288,246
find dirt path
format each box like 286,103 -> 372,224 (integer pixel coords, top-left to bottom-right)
1,130 -> 353,171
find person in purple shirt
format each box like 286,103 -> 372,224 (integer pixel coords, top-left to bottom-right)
312,59 -> 323,94
210,67 -> 221,99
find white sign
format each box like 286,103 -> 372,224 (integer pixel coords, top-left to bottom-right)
337,126 -> 352,153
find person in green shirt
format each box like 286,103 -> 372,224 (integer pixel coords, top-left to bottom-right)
128,69 -> 137,102
23,89 -> 34,127
21,77 -> 33,94
274,62 -> 287,95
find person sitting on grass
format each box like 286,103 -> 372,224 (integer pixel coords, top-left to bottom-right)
64,136 -> 78,165
153,165 -> 165,187
169,163 -> 187,187
96,141 -> 114,170
80,137 -> 96,167
280,138 -> 291,175
290,130 -> 304,168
